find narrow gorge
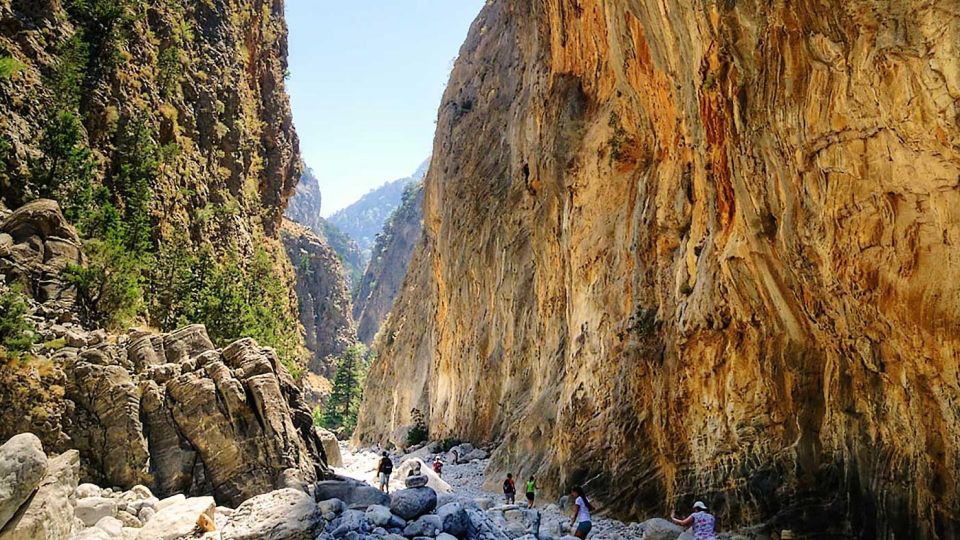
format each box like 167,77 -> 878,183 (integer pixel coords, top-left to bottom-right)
357,1 -> 960,538
0,0 -> 957,539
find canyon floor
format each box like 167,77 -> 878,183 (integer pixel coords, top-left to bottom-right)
336,445 -> 663,540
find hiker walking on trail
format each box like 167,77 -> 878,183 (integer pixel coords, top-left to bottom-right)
377,451 -> 393,494
672,501 -> 717,540
569,486 -> 594,538
525,476 -> 537,508
503,473 -> 517,504
433,456 -> 444,477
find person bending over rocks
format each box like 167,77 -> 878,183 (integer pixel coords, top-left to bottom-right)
569,485 -> 594,538
503,473 -> 517,504
377,451 -> 393,493
672,500 -> 717,540
433,456 -> 444,477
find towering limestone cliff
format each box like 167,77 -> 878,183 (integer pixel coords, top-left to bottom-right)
353,182 -> 424,345
358,1 -> 960,538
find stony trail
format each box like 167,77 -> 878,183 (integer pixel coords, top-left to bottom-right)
334,444 -> 654,539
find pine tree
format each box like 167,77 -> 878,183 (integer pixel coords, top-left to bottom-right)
0,286 -> 36,359
323,345 -> 368,435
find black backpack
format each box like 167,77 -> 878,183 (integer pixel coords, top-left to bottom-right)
503,479 -> 514,493
381,458 -> 393,474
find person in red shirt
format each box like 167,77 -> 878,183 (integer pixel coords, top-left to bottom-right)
433,456 -> 443,477
503,473 -> 516,504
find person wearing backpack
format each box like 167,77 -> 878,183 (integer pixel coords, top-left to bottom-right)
377,451 -> 394,493
503,473 -> 517,504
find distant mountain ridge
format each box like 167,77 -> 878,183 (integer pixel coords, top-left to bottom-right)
327,158 -> 429,264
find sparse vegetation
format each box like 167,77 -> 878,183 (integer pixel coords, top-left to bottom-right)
0,286 -> 36,361
438,437 -> 462,452
147,242 -> 306,375
0,56 -> 25,81
406,408 -> 429,447
607,111 -> 629,165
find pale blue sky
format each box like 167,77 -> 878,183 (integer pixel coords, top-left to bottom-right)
286,0 -> 485,216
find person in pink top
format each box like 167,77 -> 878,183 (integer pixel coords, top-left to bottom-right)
671,500 -> 717,540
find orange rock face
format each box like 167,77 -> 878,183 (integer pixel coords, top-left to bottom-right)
357,1 -> 960,537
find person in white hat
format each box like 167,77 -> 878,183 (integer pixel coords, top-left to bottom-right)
671,500 -> 717,540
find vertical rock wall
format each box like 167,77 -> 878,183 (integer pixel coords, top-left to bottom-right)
281,219 -> 357,378
353,183 -> 424,345
357,1 -> 960,537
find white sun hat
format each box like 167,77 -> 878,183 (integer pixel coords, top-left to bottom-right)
693,501 -> 707,510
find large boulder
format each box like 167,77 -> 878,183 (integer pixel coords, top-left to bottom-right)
0,449 -> 79,540
639,518 -> 685,540
464,507 -> 510,540
0,199 -> 83,308
135,496 -> 214,540
436,502 -> 469,537
0,433 -> 47,530
315,428 -> 343,468
403,514 -> 443,537
461,449 -> 488,462
485,507 -> 541,539
390,487 -> 437,520
220,488 -> 323,540
365,505 -> 393,527
314,480 -> 389,509
327,508 -> 370,536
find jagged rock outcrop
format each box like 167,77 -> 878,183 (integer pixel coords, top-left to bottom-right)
353,182 -> 424,345
358,1 -> 960,538
0,199 -> 83,314
82,325 -> 329,506
281,219 -> 357,378
2,323 -> 330,507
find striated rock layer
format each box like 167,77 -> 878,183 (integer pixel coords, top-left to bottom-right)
357,1 -> 960,538
353,182 -> 424,345
281,219 -> 357,377
8,323 -> 330,508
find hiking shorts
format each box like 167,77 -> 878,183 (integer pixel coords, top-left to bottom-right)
526,492 -> 535,501
379,473 -> 390,486
576,521 -> 593,536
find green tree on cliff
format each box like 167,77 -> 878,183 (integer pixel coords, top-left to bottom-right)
322,344 -> 370,435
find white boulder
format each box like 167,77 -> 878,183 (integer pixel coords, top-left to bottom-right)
219,488 -> 322,540
136,496 -> 214,540
0,433 -> 48,529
